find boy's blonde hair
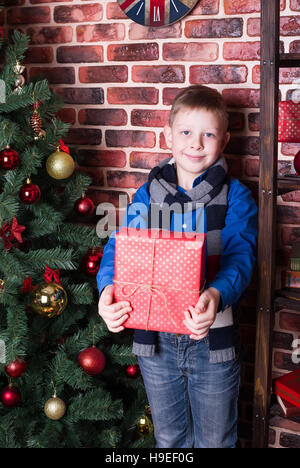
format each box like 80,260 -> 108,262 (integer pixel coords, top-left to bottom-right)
169,85 -> 229,132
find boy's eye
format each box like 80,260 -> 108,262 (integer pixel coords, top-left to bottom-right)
205,132 -> 214,137
182,131 -> 190,135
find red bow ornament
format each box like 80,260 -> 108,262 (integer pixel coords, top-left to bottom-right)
43,265 -> 61,284
0,218 -> 25,251
21,277 -> 34,294
58,140 -> 70,154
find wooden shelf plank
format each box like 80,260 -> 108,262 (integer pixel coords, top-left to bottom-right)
279,53 -> 300,68
275,288 -> 300,310
278,176 -> 300,194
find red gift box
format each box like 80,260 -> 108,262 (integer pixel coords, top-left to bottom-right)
278,101 -> 300,143
114,228 -> 206,334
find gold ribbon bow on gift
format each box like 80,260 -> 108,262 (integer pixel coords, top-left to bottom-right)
114,234 -> 205,331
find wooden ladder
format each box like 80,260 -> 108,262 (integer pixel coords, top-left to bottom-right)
253,0 -> 300,449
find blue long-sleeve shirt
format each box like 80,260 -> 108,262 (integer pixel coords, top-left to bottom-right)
96,173 -> 258,310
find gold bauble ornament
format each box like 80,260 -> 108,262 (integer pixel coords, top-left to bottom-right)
44,394 -> 66,420
30,282 -> 67,318
136,414 -> 154,437
14,61 -> 25,75
46,149 -> 75,180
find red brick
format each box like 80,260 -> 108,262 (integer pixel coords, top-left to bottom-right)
190,65 -> 247,84
88,190 -> 129,208
29,67 -> 75,84
107,171 -> 148,189
56,87 -> 104,105
106,2 -> 128,19
280,16 -> 300,36
278,205 -> 300,225
163,42 -> 218,61
106,130 -> 156,148
281,226 -> 300,246
130,152 -> 171,169
223,41 -> 260,61
56,107 -> 76,125
79,65 -> 128,83
191,0 -> 219,15
24,46 -> 53,63
132,65 -> 185,83
108,43 -> 159,61
7,6 -> 50,24
76,166 -> 104,186
225,137 -> 259,156
270,415 -> 300,434
77,149 -> 126,168
281,191 -> 300,202
129,23 -> 181,40
226,157 -> 243,178
159,132 -> 168,149
107,87 -> 158,105
248,112 -> 260,131
245,159 -> 259,177
224,0 -> 260,14
131,109 -> 169,127
185,18 -> 243,38
279,311 -> 300,332
281,143 -> 300,156
290,40 -> 300,53
53,4 -> 103,23
228,112 -> 245,131
273,331 -> 294,350
78,108 -> 127,126
273,351 -> 299,371
162,87 -> 183,106
280,432 -> 300,448
222,88 -> 260,108
247,18 -> 260,36
76,23 -> 125,42
57,45 -> 103,63
291,0 -> 300,10
27,26 -> 73,44
65,128 -> 102,146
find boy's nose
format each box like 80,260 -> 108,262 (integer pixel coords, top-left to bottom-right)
191,136 -> 204,150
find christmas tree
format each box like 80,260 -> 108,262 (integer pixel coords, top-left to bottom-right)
0,30 -> 153,448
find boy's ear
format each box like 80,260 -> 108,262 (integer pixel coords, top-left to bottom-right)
221,131 -> 230,152
163,124 -> 172,149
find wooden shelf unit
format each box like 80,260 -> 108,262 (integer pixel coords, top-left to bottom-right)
252,1 -> 300,449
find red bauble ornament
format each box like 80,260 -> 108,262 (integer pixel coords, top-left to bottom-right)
19,179 -> 41,205
0,147 -> 20,170
78,346 -> 106,376
294,150 -> 300,175
125,364 -> 141,378
74,194 -> 95,216
0,385 -> 21,407
5,358 -> 27,378
81,251 -> 102,277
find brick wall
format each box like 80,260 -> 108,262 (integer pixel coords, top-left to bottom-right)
2,0 -> 300,449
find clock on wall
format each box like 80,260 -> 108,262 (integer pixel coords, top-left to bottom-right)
118,0 -> 200,27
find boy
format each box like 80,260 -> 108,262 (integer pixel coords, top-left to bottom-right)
97,85 -> 258,448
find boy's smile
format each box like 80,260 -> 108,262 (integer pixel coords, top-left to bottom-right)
164,107 -> 230,190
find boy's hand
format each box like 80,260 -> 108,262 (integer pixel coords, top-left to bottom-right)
183,287 -> 220,340
98,284 -> 132,333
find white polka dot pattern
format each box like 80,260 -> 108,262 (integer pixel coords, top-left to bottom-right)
278,101 -> 300,143
114,228 -> 206,335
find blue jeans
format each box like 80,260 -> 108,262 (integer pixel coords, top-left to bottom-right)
138,332 -> 241,448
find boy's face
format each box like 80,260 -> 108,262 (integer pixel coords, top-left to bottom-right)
163,107 -> 230,189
